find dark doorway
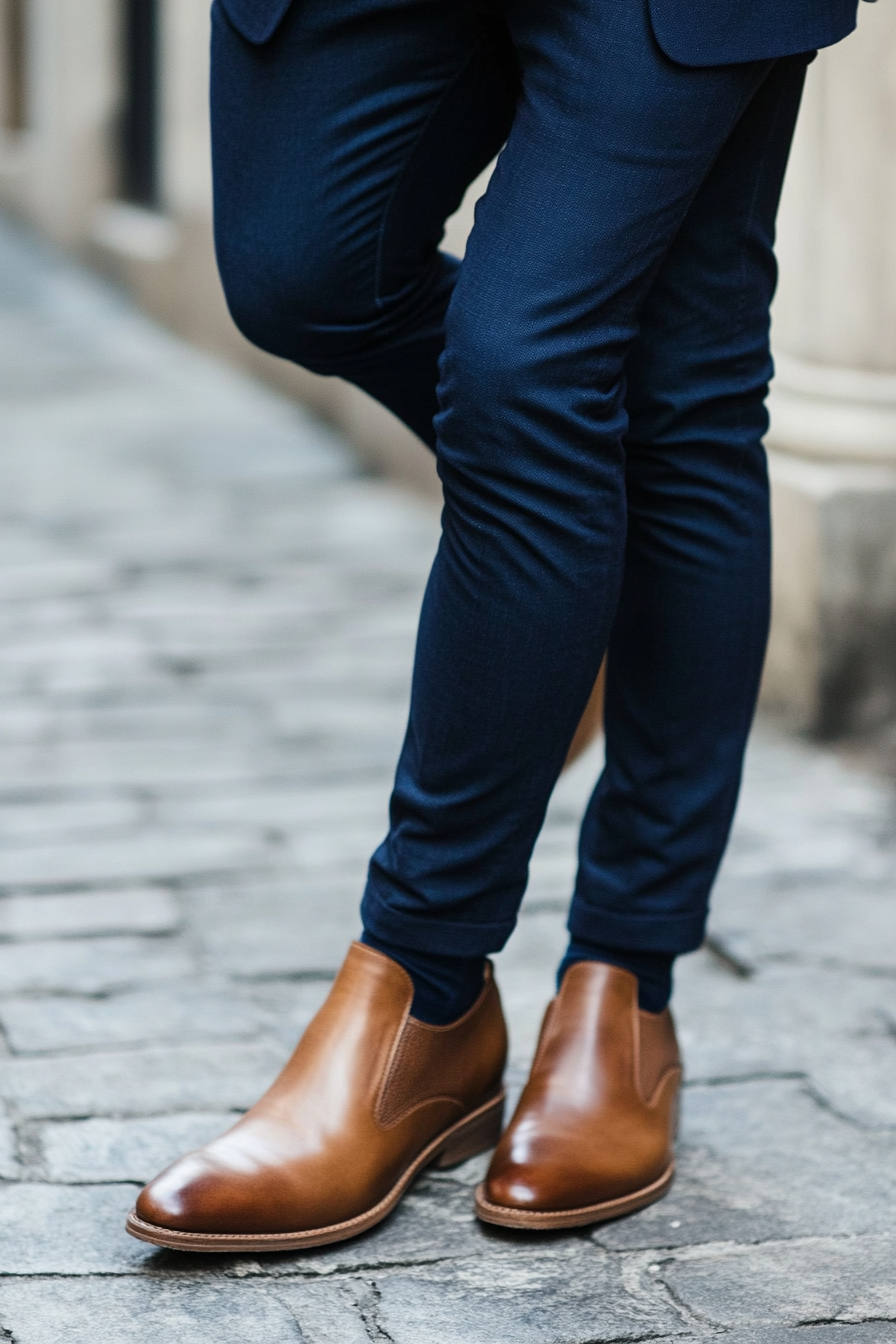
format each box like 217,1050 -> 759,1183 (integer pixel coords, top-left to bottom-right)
2,0 -> 27,132
119,0 -> 159,207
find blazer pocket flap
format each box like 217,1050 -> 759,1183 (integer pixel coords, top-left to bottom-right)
218,0 -> 293,44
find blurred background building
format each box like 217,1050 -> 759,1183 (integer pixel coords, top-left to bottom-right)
0,0 -> 894,737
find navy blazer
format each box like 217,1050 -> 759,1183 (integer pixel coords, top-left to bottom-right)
218,0 -> 860,64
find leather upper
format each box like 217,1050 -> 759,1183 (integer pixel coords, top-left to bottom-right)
483,961 -> 681,1214
136,942 -> 507,1235
216,0 -> 858,64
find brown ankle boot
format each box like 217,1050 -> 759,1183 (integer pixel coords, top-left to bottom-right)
475,961 -> 680,1230
127,942 -> 507,1252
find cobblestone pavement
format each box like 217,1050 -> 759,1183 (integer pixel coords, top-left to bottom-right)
1,212 -> 896,1343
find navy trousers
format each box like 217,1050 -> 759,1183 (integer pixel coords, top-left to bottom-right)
211,0 -> 809,971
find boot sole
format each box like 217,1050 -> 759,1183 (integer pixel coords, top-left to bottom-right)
474,1159 -> 674,1230
125,1089 -> 505,1253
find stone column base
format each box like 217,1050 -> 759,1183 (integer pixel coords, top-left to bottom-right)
763,357 -> 896,736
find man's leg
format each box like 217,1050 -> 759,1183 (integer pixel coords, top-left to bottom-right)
562,54 -> 812,1010
476,51 -> 811,1232
131,0 -> 521,1253
362,0 -> 777,987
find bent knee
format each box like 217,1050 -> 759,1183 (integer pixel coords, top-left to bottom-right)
441,289 -> 625,430
436,296 -> 628,504
215,231 -> 376,373
439,308 -> 532,429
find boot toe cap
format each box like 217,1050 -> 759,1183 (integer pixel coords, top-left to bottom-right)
135,1153 -> 221,1231
484,1149 -> 646,1214
483,1163 -> 554,1211
135,1149 -> 352,1237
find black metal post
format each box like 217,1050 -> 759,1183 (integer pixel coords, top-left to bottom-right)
2,0 -> 27,132
120,0 -> 159,207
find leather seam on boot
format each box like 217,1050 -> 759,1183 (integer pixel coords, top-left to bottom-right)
644,1065 -> 683,1111
376,1093 -> 468,1132
632,1001 -> 644,1104
372,1005 -> 415,1130
374,969 -> 499,1128
375,1012 -> 464,1128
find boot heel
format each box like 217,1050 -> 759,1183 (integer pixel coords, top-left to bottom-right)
434,1092 -> 505,1169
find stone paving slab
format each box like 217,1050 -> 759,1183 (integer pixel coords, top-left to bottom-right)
0,889 -> 180,939
723,1332 -> 896,1344
0,986 -> 268,1053
316,1247 -> 688,1344
0,1279 -> 305,1344
186,879 -> 366,978
672,952 -> 896,1128
0,1112 -> 18,1179
661,1236 -> 896,1330
0,1183 -> 149,1274
0,1039 -> 289,1118
0,935 -> 195,996
38,1112 -> 244,1184
1,211 -> 896,1340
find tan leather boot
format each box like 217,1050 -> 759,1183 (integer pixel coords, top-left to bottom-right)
127,942 -> 507,1252
475,961 -> 680,1230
